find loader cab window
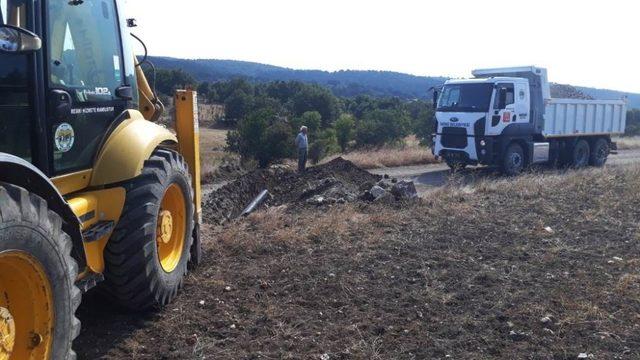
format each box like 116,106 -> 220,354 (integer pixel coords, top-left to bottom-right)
0,0 -> 34,162
47,0 -> 124,103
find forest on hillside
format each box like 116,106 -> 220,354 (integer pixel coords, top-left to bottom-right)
146,66 -> 640,167
148,56 -> 640,108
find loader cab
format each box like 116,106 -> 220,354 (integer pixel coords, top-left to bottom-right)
0,0 -> 138,176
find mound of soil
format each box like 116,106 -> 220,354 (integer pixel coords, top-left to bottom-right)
203,158 -> 380,224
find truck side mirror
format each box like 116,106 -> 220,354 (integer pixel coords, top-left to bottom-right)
0,25 -> 42,53
432,90 -> 439,108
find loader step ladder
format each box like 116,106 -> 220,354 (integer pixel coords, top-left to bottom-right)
76,273 -> 105,293
82,221 -> 115,243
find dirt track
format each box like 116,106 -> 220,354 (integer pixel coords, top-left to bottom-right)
371,149 -> 640,195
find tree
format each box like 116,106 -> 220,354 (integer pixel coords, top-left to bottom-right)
258,122 -> 293,167
334,114 -> 355,152
354,109 -> 411,147
309,129 -> 339,164
626,109 -> 640,136
148,68 -> 196,95
406,101 -> 436,147
197,82 -> 211,98
293,85 -> 340,127
226,110 -> 293,167
224,90 -> 253,122
291,111 -> 322,135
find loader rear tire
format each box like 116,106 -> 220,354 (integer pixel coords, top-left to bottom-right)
103,149 -> 194,311
0,183 -> 81,360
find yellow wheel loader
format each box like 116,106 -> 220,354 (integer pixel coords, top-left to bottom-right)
0,0 -> 202,358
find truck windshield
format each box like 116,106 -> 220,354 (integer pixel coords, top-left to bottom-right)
437,83 -> 493,112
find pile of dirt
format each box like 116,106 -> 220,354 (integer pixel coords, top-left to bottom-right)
203,157 -> 381,224
202,157 -> 247,185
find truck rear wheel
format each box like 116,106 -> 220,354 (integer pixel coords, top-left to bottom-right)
589,138 -> 609,167
0,183 -> 81,360
571,140 -> 590,168
502,143 -> 525,176
103,149 -> 194,310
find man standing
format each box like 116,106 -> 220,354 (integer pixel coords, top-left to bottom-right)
295,126 -> 308,173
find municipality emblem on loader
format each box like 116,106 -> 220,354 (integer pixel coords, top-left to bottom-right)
54,123 -> 75,153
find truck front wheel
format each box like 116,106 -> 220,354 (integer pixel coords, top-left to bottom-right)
502,143 -> 525,176
589,138 -> 609,167
571,140 -> 590,168
445,160 -> 467,172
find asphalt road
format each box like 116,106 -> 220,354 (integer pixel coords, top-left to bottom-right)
370,149 -> 640,194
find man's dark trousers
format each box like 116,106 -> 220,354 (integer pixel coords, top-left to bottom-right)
298,148 -> 308,172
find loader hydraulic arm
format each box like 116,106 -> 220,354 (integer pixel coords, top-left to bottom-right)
136,58 -> 165,122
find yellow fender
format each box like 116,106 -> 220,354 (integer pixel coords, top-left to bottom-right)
91,110 -> 177,187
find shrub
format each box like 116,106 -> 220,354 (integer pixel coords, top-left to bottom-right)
226,110 -> 293,167
354,109 -> 411,147
411,105 -> 436,147
258,121 -> 293,167
626,109 -> 640,136
291,111 -> 322,134
309,129 -> 340,164
334,114 -> 355,152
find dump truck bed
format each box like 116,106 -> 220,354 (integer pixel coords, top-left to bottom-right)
543,99 -> 627,137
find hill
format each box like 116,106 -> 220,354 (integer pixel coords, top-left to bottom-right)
148,56 -> 640,108
148,56 -> 447,99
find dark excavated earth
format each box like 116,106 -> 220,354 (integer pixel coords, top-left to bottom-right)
203,158 -> 381,224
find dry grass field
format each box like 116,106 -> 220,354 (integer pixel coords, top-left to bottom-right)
327,136 -> 438,169
615,136 -> 640,150
77,164 -> 640,359
199,128 -> 238,181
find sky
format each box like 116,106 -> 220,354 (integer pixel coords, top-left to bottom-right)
125,0 -> 639,93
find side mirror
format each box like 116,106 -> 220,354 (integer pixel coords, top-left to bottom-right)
432,90 -> 439,108
0,25 -> 42,53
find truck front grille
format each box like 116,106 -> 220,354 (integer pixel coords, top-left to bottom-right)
441,127 -> 468,149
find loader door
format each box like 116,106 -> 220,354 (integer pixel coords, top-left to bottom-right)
45,0 -> 128,175
0,0 -> 36,163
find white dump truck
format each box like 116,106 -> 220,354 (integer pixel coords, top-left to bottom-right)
433,66 -> 627,175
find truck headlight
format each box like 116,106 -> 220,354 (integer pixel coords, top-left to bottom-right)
480,140 -> 486,147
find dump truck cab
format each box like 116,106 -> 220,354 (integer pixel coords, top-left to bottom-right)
1,1 -> 201,358
434,66 -> 551,170
434,75 -> 536,167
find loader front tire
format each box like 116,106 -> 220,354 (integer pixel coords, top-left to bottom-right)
103,149 -> 194,310
0,183 -> 81,360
